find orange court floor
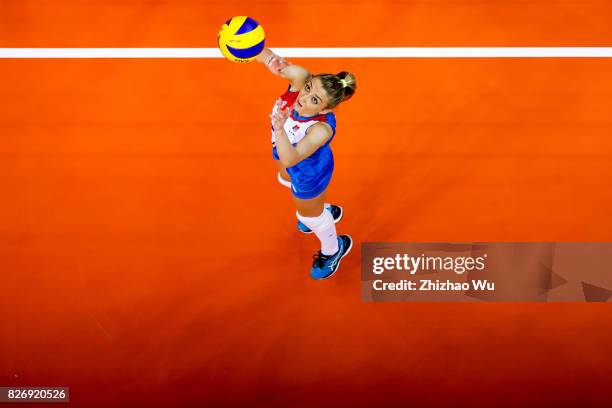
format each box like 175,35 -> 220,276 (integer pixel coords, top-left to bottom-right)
1,1 -> 612,407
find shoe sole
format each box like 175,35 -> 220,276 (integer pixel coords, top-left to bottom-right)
315,235 -> 353,280
300,205 -> 344,234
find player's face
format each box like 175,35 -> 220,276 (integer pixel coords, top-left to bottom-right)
295,77 -> 330,116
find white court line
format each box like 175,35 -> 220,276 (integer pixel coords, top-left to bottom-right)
0,47 -> 612,58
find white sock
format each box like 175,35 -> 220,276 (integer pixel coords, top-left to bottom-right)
277,172 -> 291,189
297,209 -> 339,255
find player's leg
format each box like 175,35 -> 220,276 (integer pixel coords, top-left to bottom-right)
277,160 -> 342,232
293,192 -> 326,216
293,191 -> 352,279
295,189 -> 343,234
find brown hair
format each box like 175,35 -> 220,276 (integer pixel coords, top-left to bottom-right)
314,71 -> 357,109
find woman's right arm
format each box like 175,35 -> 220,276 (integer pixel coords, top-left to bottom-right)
257,48 -> 310,90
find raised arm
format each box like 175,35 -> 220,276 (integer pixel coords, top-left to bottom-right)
257,48 -> 311,91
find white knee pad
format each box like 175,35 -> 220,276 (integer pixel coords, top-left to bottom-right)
277,172 -> 292,189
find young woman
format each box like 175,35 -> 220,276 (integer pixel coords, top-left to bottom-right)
257,48 -> 357,279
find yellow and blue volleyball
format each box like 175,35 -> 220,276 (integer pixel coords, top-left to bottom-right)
218,16 -> 265,63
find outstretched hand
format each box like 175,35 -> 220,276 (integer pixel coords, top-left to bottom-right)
270,99 -> 293,131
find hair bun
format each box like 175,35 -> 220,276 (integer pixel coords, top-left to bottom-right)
336,71 -> 356,101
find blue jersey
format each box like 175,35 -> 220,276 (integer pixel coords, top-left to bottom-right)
271,87 -> 337,199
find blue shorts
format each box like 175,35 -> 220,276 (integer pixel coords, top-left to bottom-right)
273,146 -> 333,199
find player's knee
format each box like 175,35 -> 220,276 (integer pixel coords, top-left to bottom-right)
277,172 -> 291,188
296,203 -> 325,218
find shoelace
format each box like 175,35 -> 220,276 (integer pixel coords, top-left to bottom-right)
312,252 -> 332,268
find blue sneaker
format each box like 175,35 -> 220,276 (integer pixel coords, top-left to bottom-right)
297,205 -> 343,234
310,235 -> 353,280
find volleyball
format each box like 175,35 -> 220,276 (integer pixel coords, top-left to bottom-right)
218,16 -> 265,63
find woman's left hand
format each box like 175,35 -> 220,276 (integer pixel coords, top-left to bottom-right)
270,99 -> 293,131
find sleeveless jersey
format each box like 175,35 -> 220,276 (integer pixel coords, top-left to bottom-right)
270,86 -> 337,196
